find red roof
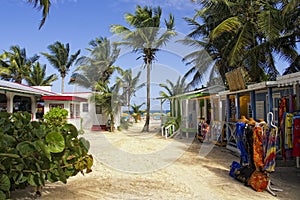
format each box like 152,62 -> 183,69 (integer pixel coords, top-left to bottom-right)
41,96 -> 87,102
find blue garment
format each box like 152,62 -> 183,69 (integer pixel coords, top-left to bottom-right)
236,122 -> 249,164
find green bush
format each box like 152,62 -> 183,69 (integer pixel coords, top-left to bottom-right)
0,112 -> 93,199
43,107 -> 68,128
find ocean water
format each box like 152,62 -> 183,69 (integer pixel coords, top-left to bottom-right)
122,110 -> 170,120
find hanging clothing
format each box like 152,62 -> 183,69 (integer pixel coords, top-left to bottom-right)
284,113 -> 294,149
236,122 -> 248,165
253,126 -> 264,171
292,116 -> 300,157
279,97 -> 287,160
245,125 -> 255,169
263,126 -> 277,172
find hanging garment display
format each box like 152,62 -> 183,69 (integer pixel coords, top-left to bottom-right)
263,126 -> 278,172
245,125 -> 255,169
253,125 -> 264,171
292,116 -> 300,157
236,122 -> 248,165
284,113 -> 294,149
279,97 -> 287,160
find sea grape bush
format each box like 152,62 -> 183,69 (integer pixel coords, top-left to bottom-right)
0,112 -> 93,199
43,107 -> 68,128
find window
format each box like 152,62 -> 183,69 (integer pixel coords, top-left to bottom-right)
0,94 -> 7,112
13,96 -> 31,113
96,105 -> 102,114
76,104 -> 80,117
70,103 -> 74,118
49,104 -> 64,110
82,103 -> 88,112
256,101 -> 265,120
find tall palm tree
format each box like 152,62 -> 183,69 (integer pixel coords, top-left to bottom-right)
116,69 -> 145,114
71,37 -> 121,90
159,76 -> 188,116
0,45 -> 39,83
111,5 -> 176,132
42,41 -> 80,93
26,62 -> 58,86
183,0 -> 299,87
27,0 -> 51,29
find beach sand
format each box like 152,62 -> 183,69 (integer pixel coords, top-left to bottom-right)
10,120 -> 295,200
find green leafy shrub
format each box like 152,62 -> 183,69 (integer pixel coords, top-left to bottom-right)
0,112 -> 93,199
43,107 -> 68,128
164,116 -> 180,131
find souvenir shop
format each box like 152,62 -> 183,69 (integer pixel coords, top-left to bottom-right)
225,72 -> 300,195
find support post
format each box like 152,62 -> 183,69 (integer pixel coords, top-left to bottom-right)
236,93 -> 240,120
250,90 -> 256,119
268,87 -> 273,113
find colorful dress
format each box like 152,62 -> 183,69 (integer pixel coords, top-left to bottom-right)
285,113 -> 294,149
253,126 -> 264,170
263,126 -> 277,172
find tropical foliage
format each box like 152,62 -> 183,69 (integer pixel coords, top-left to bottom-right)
91,81 -> 122,132
43,107 -> 68,128
183,0 -> 300,87
42,41 -> 80,93
27,0 -> 51,29
116,69 -> 144,114
130,103 -> 145,123
70,37 -> 121,90
0,112 -> 93,199
111,5 -> 176,131
159,76 -> 188,116
0,45 -> 39,83
25,62 -> 58,86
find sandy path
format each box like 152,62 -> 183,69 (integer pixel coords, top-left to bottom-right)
10,120 -> 288,199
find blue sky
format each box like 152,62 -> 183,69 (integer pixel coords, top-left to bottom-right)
0,0 -> 293,109
0,0 -> 198,92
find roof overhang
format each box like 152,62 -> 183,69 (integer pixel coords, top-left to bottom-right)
41,96 -> 87,102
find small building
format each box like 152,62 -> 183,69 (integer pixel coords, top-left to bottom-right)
0,80 -> 55,120
41,95 -> 87,130
0,80 -> 121,131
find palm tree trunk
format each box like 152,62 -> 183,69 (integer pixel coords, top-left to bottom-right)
143,59 -> 151,132
111,114 -> 114,132
61,76 -> 65,93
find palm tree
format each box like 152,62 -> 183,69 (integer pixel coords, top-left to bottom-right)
159,76 -> 187,117
0,45 -> 39,83
70,37 -> 121,90
42,41 -> 80,93
111,5 -> 176,132
26,62 -> 58,86
92,80 -> 121,132
27,0 -> 51,29
130,103 -> 145,123
183,0 -> 299,87
116,69 -> 145,114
